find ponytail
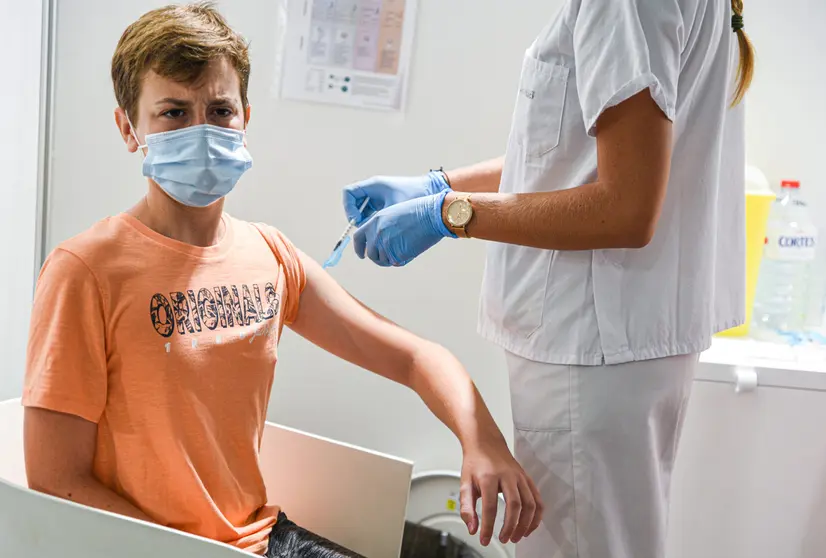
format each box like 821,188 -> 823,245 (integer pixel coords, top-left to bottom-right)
731,0 -> 754,106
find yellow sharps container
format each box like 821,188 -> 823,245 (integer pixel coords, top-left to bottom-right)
718,167 -> 775,337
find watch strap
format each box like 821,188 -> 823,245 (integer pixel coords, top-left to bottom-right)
429,167 -> 452,188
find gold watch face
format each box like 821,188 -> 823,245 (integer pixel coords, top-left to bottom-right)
447,199 -> 473,227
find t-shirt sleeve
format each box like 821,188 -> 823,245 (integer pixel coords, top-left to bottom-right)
573,0 -> 685,135
23,248 -> 108,423
256,225 -> 306,325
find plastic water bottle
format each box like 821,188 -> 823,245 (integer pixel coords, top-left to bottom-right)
752,180 -> 819,341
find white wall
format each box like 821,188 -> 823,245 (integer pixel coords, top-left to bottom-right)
41,0 -> 826,478
746,0 -> 826,200
0,1 -> 43,400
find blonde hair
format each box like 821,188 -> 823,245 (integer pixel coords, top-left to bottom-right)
731,0 -> 754,105
111,2 -> 250,124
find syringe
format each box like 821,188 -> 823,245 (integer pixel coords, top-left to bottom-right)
322,198 -> 370,269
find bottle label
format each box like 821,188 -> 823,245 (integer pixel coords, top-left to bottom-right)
765,233 -> 818,261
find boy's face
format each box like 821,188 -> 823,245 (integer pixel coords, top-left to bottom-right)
116,56 -> 250,152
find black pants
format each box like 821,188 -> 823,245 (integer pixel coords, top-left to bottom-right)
400,522 -> 482,558
266,512 -> 365,558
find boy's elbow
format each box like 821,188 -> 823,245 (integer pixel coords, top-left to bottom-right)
27,474 -> 66,497
25,449 -> 89,499
28,471 -> 92,504
27,465 -> 69,494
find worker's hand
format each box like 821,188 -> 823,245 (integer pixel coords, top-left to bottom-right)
342,172 -> 450,226
353,190 -> 455,266
460,439 -> 544,547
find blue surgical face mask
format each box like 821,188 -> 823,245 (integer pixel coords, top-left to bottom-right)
129,120 -> 253,207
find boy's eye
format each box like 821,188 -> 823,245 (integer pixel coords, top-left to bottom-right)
162,109 -> 186,119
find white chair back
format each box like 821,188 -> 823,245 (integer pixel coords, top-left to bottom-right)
0,398 -> 26,487
259,421 -> 413,556
0,399 -> 412,557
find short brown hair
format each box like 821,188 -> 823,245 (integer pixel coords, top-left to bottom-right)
111,2 -> 250,124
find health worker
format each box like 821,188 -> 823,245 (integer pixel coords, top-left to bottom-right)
342,1 -> 754,556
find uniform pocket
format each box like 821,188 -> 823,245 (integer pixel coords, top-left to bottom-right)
490,244 -> 556,338
513,55 -> 569,159
506,352 -> 572,432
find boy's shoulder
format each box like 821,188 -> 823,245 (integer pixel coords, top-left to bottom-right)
227,215 -> 302,256
226,215 -> 307,299
227,214 -> 283,237
52,215 -> 132,267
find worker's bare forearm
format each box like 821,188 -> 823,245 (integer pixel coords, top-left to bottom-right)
407,342 -> 506,451
31,475 -> 154,523
453,181 -> 658,251
445,157 -> 504,194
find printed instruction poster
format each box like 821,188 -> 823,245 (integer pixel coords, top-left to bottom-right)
278,0 -> 418,112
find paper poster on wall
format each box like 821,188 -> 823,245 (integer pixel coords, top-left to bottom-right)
277,0 -> 418,112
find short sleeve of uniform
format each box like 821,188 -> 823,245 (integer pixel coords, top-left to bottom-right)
573,0 -> 685,135
254,225 -> 306,325
23,248 -> 108,423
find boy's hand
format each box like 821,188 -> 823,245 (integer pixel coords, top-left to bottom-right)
460,438 -> 543,546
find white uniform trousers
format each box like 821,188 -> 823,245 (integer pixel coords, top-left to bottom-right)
506,352 -> 697,558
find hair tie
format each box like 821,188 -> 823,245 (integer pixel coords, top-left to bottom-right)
732,14 -> 744,32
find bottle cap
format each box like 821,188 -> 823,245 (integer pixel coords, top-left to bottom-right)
781,180 -> 801,189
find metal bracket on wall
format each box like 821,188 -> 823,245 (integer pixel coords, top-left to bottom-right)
733,366 -> 759,394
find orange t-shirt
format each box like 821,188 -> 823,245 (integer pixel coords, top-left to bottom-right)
23,213 -> 305,551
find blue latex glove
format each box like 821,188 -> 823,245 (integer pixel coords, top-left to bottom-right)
343,172 -> 450,226
353,190 -> 456,267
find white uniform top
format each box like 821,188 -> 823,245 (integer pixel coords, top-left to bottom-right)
479,0 -> 746,366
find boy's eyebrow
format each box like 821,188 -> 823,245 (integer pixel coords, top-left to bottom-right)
155,97 -> 190,107
209,96 -> 240,106
154,96 -> 239,106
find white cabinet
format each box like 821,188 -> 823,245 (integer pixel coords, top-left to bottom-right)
667,342 -> 826,558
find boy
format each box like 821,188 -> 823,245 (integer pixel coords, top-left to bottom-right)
22,3 -> 541,555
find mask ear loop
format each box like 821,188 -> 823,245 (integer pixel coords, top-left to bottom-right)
125,113 -> 148,151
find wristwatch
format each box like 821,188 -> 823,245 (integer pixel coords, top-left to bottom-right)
444,193 -> 474,238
